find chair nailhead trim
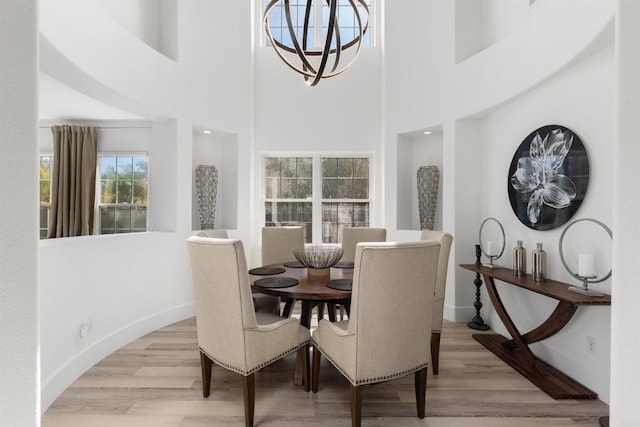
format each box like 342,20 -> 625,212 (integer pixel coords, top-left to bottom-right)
314,345 -> 428,385
200,340 -> 309,376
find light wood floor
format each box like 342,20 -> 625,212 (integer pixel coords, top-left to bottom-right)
42,317 -> 609,426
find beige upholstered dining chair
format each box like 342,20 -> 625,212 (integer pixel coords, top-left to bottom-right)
261,226 -> 306,266
420,230 -> 454,375
340,227 -> 387,263
187,236 -> 310,427
311,241 -> 440,427
261,226 -> 306,315
197,230 -> 280,314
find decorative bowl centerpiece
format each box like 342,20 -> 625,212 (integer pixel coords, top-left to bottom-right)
293,244 -> 344,278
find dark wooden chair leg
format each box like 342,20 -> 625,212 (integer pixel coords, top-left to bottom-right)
312,344 -> 322,393
350,383 -> 363,427
242,373 -> 255,427
431,332 -> 441,375
414,367 -> 428,418
299,344 -> 310,392
200,351 -> 213,398
327,303 -> 337,322
282,298 -> 295,317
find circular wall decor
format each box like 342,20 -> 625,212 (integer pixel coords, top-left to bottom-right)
508,125 -> 589,231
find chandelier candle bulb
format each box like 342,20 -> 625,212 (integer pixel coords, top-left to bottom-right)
578,254 -> 595,277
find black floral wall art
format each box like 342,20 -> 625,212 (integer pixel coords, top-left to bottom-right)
508,125 -> 589,231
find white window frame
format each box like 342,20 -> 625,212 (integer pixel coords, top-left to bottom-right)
262,152 -> 373,244
39,153 -> 54,239
95,152 -> 149,235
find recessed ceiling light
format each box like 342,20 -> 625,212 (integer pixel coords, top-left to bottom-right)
423,131 -> 432,135
203,130 -> 211,134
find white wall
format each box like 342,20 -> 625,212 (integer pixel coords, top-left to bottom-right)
39,122 -> 152,153
477,44 -> 614,402
0,1 -> 40,426
385,0 -> 615,403
94,0 -> 178,60
612,1 -> 640,424
36,0 -> 259,411
253,6 -> 384,238
455,0 -> 531,62
39,232 -> 194,410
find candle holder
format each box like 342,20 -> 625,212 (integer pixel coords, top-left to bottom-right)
559,218 -> 612,297
467,244 -> 490,331
478,217 -> 506,269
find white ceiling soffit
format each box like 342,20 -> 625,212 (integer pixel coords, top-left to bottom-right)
39,72 -> 144,122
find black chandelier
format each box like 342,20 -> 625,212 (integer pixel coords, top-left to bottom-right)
264,0 -> 370,86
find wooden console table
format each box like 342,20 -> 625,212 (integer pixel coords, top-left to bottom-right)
460,263 -> 611,399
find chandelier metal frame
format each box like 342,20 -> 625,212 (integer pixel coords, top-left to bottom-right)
263,0 -> 370,86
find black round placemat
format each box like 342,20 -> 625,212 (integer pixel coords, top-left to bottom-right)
254,277 -> 299,288
283,261 -> 305,268
333,262 -> 355,269
326,279 -> 352,291
249,266 -> 286,275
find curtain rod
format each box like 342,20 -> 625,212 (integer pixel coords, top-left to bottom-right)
39,125 -> 151,129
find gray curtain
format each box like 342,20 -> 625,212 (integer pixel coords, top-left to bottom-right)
47,125 -> 97,238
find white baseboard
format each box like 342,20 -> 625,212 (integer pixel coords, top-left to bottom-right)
444,303 -> 477,323
40,302 -> 195,414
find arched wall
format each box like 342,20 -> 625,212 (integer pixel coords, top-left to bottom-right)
384,0 -> 615,402
37,0 -> 257,412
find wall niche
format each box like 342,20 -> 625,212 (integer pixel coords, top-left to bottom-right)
396,126 -> 444,231
191,126 -> 238,231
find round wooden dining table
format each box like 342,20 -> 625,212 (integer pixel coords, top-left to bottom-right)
250,264 -> 353,386
250,264 -> 353,329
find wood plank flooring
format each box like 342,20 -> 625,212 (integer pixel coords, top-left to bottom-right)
42,317 -> 609,426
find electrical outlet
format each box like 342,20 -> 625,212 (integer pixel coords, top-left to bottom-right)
78,323 -> 90,339
587,336 -> 597,354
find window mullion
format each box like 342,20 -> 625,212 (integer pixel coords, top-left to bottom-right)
312,154 -> 323,244
314,0 -> 323,48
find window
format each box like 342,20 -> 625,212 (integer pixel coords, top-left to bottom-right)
321,157 -> 369,243
39,155 -> 53,239
264,155 -> 371,243
264,157 -> 313,242
264,0 -> 372,49
98,155 -> 148,234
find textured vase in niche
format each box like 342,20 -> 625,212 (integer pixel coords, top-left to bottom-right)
417,166 -> 439,230
195,165 -> 218,229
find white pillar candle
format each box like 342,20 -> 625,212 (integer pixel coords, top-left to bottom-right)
486,241 -> 499,256
578,254 -> 594,277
